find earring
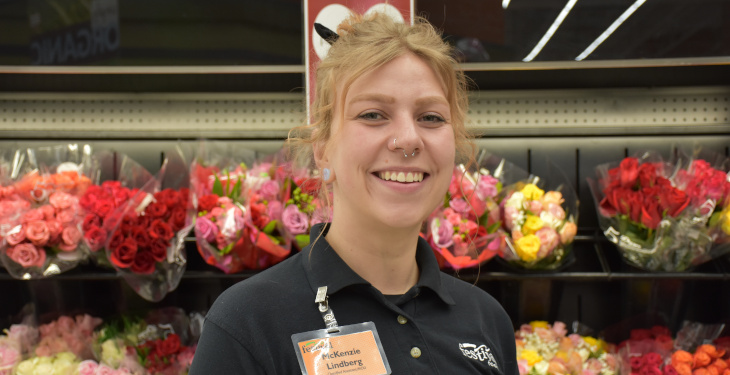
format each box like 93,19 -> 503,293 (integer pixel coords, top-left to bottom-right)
322,168 -> 331,182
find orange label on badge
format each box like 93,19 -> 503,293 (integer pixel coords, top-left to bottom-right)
297,331 -> 387,375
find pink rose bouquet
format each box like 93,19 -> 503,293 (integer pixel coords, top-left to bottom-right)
426,164 -> 505,269
588,150 -> 728,271
105,146 -> 194,302
0,144 -> 95,279
499,159 -> 579,271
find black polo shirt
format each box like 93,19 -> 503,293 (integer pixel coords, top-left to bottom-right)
190,223 -> 518,375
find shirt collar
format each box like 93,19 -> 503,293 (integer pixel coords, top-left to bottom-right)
301,223 -> 455,306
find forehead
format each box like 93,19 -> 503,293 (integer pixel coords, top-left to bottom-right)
339,53 -> 448,107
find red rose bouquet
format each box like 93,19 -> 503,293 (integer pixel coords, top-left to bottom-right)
105,146 -> 194,301
499,159 -> 579,271
0,144 -> 94,279
190,141 -> 260,273
588,151 -> 723,271
80,151 -> 152,268
673,148 -> 730,258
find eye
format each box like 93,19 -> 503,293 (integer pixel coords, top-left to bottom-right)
357,111 -> 385,121
420,113 -> 446,125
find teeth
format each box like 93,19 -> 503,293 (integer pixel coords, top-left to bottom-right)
378,171 -> 424,183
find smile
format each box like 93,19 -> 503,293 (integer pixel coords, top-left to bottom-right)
376,171 -> 425,183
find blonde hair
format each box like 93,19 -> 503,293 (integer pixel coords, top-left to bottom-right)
288,12 -> 475,215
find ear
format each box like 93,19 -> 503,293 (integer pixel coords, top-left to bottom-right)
313,139 -> 335,182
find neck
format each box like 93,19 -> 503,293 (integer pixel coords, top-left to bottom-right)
325,209 -> 421,295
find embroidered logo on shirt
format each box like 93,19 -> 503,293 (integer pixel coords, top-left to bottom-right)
459,343 -> 499,369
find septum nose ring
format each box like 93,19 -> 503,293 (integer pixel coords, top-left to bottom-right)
393,138 -> 418,158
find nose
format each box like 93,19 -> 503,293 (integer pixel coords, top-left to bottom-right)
389,115 -> 423,157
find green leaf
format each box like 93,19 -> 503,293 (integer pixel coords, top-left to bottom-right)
230,177 -> 243,199
220,242 -> 234,255
295,234 -> 310,249
263,220 -> 278,234
212,174 -> 224,196
709,211 -> 722,227
486,221 -> 501,234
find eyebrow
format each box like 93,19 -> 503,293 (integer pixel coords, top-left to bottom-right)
348,94 -> 448,107
348,93 -> 396,105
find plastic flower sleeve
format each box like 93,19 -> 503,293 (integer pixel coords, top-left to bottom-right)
190,140 -> 258,273
425,150 -> 528,270
105,145 -> 194,302
588,150 -> 713,271
0,144 -> 96,279
80,150 -> 154,268
238,151 -> 293,269
672,147 -> 730,261
499,157 -> 579,271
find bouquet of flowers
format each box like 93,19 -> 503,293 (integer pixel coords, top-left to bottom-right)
588,150 -> 727,271
515,321 -> 618,375
80,151 -> 153,268
14,351 -> 80,375
426,164 -> 504,269
191,141 -> 261,273
236,155 -> 292,269
0,144 -> 95,279
425,151 -> 530,270
673,148 -> 730,256
94,308 -> 197,375
278,161 -> 328,251
105,145 -> 194,301
499,160 -> 579,271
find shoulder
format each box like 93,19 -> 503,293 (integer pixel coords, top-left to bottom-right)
206,253 -> 312,333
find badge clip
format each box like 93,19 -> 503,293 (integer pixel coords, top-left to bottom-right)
315,286 -> 339,333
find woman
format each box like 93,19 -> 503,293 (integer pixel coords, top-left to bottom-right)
190,12 -> 518,375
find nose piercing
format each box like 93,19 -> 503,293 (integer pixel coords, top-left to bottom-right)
393,138 -> 418,158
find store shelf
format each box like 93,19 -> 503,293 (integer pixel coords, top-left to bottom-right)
3,232 -> 727,283
1,57 -> 729,93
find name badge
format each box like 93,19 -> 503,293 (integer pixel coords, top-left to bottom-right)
292,322 -> 391,375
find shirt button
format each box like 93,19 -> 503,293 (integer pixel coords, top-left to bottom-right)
397,315 -> 408,325
410,347 -> 422,358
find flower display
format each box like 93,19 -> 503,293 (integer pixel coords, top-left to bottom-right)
236,159 -> 292,269
34,314 -> 103,360
0,145 -> 95,279
668,345 -> 728,375
14,351 -> 80,375
426,164 -> 505,269
500,178 -> 578,270
191,143 -> 291,272
515,321 -> 618,375
589,151 -> 730,271
279,163 -> 328,251
136,333 -> 194,375
105,147 -> 194,302
80,181 -> 140,267
673,149 -> 730,254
